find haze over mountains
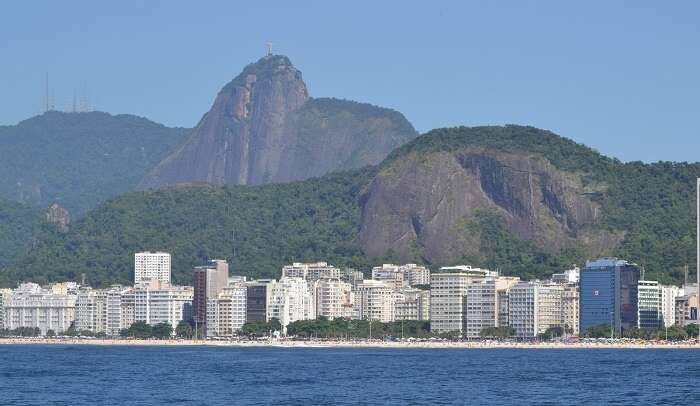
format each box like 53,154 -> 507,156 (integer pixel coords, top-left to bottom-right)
0,54 -> 698,287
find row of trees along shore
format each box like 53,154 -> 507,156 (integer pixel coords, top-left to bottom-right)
1,320 -> 698,340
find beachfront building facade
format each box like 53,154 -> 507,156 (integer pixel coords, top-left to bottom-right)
561,285 -> 580,336
579,258 -> 640,335
192,260 -> 229,330
637,280 -> 662,330
75,287 -> 108,334
206,283 -> 247,337
134,251 -> 172,285
508,281 -> 563,338
4,283 -> 77,335
464,279 -> 497,338
246,280 -> 275,323
429,266 -> 496,334
660,285 -> 681,328
105,286 -> 135,336
134,280 -> 193,332
267,277 -> 316,331
354,280 -> 395,322
315,279 -> 354,320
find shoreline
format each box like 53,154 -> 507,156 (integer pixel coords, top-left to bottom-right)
1,337 -> 699,349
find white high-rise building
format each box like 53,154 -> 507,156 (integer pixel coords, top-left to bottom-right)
315,279 -> 354,320
206,283 -> 247,338
508,281 -> 563,338
430,267 -> 495,334
281,262 -> 340,281
464,279 -> 497,338
267,277 -> 316,331
354,280 -> 395,322
660,285 -> 681,328
75,288 -> 108,334
134,280 -> 193,332
4,283 -> 77,335
134,252 -> 172,284
105,286 -> 134,336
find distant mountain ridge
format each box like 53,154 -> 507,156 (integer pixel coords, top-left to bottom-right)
139,55 -> 418,188
0,111 -> 189,213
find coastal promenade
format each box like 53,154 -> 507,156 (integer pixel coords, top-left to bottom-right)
1,337 -> 699,349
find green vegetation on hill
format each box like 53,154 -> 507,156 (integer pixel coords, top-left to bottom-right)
295,97 -> 418,170
459,210 -> 586,281
3,125 -> 699,286
0,111 -> 189,213
1,169 -> 375,287
0,198 -> 41,268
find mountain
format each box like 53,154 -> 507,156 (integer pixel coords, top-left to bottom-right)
139,55 -> 417,188
359,126 -> 698,283
4,125 -> 698,287
0,111 -> 189,213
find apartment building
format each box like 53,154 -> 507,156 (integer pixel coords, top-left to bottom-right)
508,281 -> 563,338
354,280 -> 395,322
75,287 -> 108,334
134,280 -> 193,332
134,252 -> 172,284
206,283 -> 247,337
4,283 -> 77,335
315,279 -> 354,320
267,277 -> 315,331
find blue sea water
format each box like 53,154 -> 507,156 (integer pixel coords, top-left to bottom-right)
0,345 -> 699,405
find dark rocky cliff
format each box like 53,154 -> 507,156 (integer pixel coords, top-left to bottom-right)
358,148 -> 620,265
140,55 -> 417,188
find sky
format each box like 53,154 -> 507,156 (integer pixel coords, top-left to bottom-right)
1,1 -> 699,162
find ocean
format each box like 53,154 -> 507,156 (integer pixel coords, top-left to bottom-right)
0,345 -> 698,405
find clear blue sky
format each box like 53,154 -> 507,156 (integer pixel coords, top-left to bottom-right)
2,1 -> 699,162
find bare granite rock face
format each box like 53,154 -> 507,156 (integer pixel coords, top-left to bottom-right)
46,203 -> 70,233
140,55 -> 417,188
358,149 -> 620,264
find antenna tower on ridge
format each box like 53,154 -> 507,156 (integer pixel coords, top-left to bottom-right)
43,73 -> 50,113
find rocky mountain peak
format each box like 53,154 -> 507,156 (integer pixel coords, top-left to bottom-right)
139,55 -> 417,189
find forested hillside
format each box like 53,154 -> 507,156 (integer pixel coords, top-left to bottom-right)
0,199 -> 41,269
1,169 -> 374,287
0,111 -> 189,213
3,125 -> 698,286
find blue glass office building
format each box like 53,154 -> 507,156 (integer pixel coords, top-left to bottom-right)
579,258 -> 640,335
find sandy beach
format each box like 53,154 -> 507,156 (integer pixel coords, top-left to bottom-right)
1,337 -> 699,349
